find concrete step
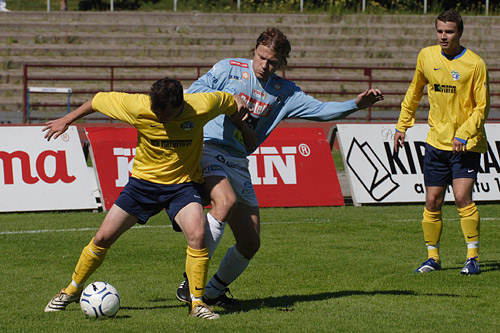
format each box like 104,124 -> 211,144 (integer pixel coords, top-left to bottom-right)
3,11 -> 500,26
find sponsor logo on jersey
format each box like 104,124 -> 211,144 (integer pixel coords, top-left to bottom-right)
240,93 -> 272,117
242,72 -> 250,80
252,89 -> 267,99
228,74 -> 243,82
434,84 -> 456,93
229,60 -> 249,68
181,121 -> 194,131
273,83 -> 281,90
451,70 -> 460,81
150,139 -> 193,148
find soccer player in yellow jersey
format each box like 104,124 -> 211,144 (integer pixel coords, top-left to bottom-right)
42,77 -> 247,319
394,10 -> 489,275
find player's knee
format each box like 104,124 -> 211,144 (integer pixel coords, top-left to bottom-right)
185,227 -> 206,249
93,234 -> 113,248
211,193 -> 237,221
238,237 -> 261,259
455,196 -> 473,209
426,196 -> 444,211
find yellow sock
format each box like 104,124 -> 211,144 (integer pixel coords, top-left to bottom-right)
458,203 -> 480,259
422,208 -> 442,262
65,238 -> 108,295
185,246 -> 209,308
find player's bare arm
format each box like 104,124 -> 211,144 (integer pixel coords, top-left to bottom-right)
43,100 -> 95,141
355,88 -> 384,109
228,93 -> 258,152
228,93 -> 250,123
394,131 -> 405,153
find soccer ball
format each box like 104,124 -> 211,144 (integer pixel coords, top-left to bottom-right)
80,281 -> 120,318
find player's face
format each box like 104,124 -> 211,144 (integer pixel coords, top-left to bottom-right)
436,20 -> 462,56
252,45 -> 282,82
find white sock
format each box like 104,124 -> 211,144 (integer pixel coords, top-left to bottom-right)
205,212 -> 226,258
205,245 -> 249,299
467,241 -> 479,249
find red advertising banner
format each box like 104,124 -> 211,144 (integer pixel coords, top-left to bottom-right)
86,127 -> 344,211
251,128 -> 344,207
86,127 -> 137,211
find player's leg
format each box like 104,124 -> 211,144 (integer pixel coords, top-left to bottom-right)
175,201 -> 219,319
452,151 -> 481,274
176,176 -> 236,304
45,204 -> 138,312
204,175 -> 237,257
415,186 -> 446,272
415,144 -> 449,273
204,202 -> 260,305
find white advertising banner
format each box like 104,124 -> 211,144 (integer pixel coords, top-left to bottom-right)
0,126 -> 98,212
337,123 -> 500,205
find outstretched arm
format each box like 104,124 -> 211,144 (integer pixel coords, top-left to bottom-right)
355,88 -> 384,109
43,99 -> 95,141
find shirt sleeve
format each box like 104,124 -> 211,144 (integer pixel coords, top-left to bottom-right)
396,50 -> 427,133
187,60 -> 236,96
280,84 -> 359,121
91,92 -> 138,125
455,58 -> 490,141
214,91 -> 237,116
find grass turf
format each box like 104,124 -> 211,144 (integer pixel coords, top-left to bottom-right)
1,204 -> 500,331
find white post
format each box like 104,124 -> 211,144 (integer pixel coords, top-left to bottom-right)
486,0 -> 489,16
423,0 -> 427,14
237,0 -> 240,11
110,0 -> 114,11
362,0 -> 365,12
174,0 -> 177,11
300,0 -> 303,12
47,0 -> 50,11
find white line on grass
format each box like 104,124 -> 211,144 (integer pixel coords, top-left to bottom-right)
1,217 -> 499,236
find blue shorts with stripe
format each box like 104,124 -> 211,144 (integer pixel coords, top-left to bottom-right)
114,177 -> 203,231
423,143 -> 481,187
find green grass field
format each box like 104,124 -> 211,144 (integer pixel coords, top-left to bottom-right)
1,204 -> 500,331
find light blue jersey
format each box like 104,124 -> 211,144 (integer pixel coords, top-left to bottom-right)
187,58 -> 359,157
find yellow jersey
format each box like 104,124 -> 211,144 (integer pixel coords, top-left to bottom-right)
397,44 -> 490,153
92,91 -> 237,184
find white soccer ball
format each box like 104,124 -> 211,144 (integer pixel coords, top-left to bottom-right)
80,281 -> 120,318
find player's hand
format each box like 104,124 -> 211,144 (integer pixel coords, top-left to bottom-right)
229,93 -> 250,123
394,130 -> 405,153
355,88 -> 384,109
42,118 -> 70,141
452,138 -> 467,154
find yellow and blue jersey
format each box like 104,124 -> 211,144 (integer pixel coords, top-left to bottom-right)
92,91 -> 237,185
397,44 -> 490,153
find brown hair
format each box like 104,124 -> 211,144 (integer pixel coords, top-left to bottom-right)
149,77 -> 184,118
252,27 -> 291,69
436,9 -> 464,34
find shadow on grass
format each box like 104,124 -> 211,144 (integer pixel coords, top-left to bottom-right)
475,260 -> 500,273
219,289 -> 473,314
120,298 -> 185,311
442,260 -> 500,274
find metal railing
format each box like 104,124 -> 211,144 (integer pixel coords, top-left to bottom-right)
22,63 -> 499,123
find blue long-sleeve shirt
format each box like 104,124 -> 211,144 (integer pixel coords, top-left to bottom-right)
187,58 -> 359,157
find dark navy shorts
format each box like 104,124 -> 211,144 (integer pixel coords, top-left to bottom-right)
423,143 -> 481,187
114,177 -> 203,231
